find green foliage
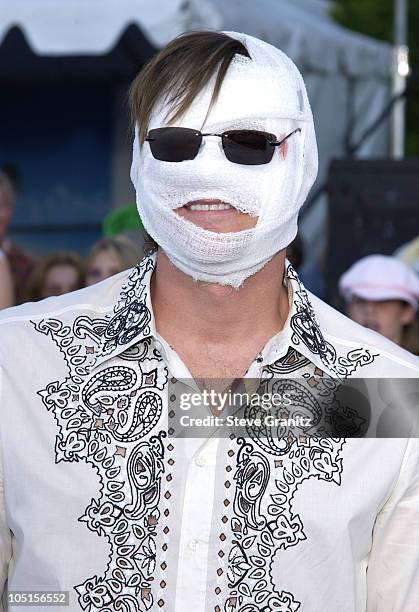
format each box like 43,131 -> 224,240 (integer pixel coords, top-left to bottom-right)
330,0 -> 419,155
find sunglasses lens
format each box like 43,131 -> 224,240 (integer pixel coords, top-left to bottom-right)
147,127 -> 201,162
222,130 -> 276,165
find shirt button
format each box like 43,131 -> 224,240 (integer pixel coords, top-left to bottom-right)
188,539 -> 199,551
194,454 -> 207,467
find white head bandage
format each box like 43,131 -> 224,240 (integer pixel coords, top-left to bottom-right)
130,31 -> 318,288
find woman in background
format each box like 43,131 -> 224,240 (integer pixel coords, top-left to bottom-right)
0,248 -> 14,309
85,235 -> 143,287
26,252 -> 85,301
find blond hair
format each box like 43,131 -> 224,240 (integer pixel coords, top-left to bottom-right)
86,235 -> 143,272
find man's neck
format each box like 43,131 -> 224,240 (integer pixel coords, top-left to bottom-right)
150,249 -> 289,350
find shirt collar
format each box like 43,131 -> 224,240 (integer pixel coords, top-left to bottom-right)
92,251 -> 338,377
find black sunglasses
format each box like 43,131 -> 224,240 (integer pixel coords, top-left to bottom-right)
145,127 -> 301,165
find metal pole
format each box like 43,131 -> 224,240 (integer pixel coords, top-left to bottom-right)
391,0 -> 409,158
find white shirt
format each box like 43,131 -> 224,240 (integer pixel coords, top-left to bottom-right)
0,251 -> 418,612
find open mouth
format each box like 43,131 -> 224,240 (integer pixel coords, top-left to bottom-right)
175,198 -> 257,232
182,199 -> 234,211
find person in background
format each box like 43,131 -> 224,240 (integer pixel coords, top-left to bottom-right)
0,170 -> 34,303
339,254 -> 419,355
0,248 -> 14,309
25,252 -> 85,301
85,235 -> 143,286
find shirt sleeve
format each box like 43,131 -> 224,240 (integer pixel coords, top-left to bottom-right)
0,364 -> 12,611
366,438 -> 419,611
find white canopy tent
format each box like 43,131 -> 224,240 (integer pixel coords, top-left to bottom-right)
0,0 -> 392,257
0,0 -> 222,53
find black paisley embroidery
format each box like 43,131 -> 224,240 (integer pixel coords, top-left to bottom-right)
244,379 -> 323,456
286,262 -> 378,377
233,443 -> 270,532
287,263 -> 337,372
99,257 -> 155,359
124,439 -> 164,521
266,347 -> 311,375
218,264 -> 378,611
33,257 -> 170,611
222,432 -> 345,612
36,323 -> 168,609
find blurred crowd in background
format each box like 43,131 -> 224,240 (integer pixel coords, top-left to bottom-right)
1,165 -> 418,356
0,168 -> 147,302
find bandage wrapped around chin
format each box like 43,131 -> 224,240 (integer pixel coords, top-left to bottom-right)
130,31 -> 318,288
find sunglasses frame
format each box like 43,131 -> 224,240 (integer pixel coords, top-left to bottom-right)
145,127 -> 301,165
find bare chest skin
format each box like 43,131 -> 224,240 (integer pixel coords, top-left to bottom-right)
150,250 -> 290,399
169,341 -> 261,416
175,341 -> 259,380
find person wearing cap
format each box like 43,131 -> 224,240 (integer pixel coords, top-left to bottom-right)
0,31 -> 419,612
339,254 -> 419,355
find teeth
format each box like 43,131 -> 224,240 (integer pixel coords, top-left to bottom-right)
187,203 -> 232,211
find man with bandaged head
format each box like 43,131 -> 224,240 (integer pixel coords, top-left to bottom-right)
0,31 -> 418,611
